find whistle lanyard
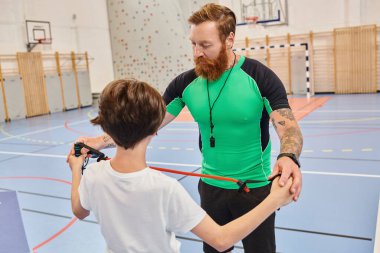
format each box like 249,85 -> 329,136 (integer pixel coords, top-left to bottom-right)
206,52 -> 236,148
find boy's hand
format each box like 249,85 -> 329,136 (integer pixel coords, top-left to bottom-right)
68,153 -> 85,174
270,177 -> 294,207
269,157 -> 302,201
66,136 -> 104,163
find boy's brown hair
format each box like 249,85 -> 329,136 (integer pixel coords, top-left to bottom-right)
188,3 -> 236,41
91,79 -> 165,149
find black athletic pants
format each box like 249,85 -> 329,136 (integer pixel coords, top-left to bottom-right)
198,180 -> 276,253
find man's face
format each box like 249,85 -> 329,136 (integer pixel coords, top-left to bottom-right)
189,21 -> 229,81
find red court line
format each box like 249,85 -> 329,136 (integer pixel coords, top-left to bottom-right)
289,97 -> 330,121
0,176 -> 72,185
32,217 -> 78,253
0,176 -> 77,253
64,121 -> 91,135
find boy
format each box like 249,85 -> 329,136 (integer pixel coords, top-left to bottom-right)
68,79 -> 294,253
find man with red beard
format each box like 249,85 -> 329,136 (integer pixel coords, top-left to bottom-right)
69,3 -> 303,253
161,4 -> 303,253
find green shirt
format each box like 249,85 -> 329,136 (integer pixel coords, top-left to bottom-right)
163,56 -> 289,189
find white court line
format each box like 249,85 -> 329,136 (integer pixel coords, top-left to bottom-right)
0,119 -> 89,142
307,110 -> 380,113
170,121 -> 197,124
0,151 -> 201,167
374,196 -> 380,253
0,151 -> 66,159
1,150 -> 380,179
303,171 -> 380,179
147,161 -> 200,167
299,117 -> 380,124
164,128 -> 198,131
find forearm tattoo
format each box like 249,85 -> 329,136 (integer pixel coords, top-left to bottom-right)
272,119 -> 287,131
273,109 -> 303,158
277,108 -> 296,121
102,134 -> 116,149
280,126 -> 303,158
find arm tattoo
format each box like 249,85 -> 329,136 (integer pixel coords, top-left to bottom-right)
273,108 -> 303,157
277,108 -> 296,121
102,135 -> 116,149
272,118 -> 286,130
280,126 -> 303,158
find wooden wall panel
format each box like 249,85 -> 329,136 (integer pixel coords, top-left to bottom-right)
16,52 -> 49,117
270,49 -> 290,92
0,64 -> 10,121
377,42 -> 380,91
312,32 -> 335,93
236,26 -> 379,94
334,25 -> 377,93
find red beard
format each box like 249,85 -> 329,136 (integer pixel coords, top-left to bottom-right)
194,44 -> 229,81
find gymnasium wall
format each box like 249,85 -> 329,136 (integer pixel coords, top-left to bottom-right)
220,0 -> 380,40
107,0 -> 380,93
220,0 -> 380,92
106,0 -> 210,92
3,0 -> 377,94
0,0 -> 113,93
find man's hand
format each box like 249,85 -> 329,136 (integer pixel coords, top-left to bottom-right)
269,176 -> 294,207
269,108 -> 303,201
269,157 -> 302,201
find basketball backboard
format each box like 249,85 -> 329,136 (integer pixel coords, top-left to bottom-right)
232,0 -> 288,26
25,20 -> 52,51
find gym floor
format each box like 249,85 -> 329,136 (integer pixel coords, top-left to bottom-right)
0,93 -> 379,253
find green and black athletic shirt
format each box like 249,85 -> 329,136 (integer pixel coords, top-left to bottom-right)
163,56 -> 290,189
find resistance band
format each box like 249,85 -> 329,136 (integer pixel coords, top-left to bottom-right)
74,142 -> 279,193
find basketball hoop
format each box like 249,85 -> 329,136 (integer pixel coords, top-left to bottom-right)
26,38 -> 52,52
244,16 -> 265,35
36,38 -> 52,44
245,16 -> 259,29
25,20 -> 52,52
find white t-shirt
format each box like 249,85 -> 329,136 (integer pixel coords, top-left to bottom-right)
79,160 -> 206,253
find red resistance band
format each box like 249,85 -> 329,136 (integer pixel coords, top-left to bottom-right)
102,159 -> 251,193
74,142 -> 277,193
149,166 -> 251,193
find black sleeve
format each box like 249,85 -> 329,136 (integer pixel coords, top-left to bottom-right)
241,58 -> 290,111
163,69 -> 197,106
